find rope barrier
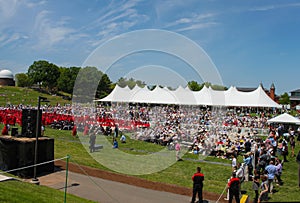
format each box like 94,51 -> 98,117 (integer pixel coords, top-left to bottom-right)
0,156 -> 68,174
72,160 -> 121,203
216,181 -> 228,203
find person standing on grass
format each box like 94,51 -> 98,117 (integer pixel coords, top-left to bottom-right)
72,125 -> 77,137
282,140 -> 288,162
227,172 -> 240,203
275,158 -> 283,185
1,124 -> 9,135
265,160 -> 276,194
258,175 -> 268,203
297,150 -> 300,188
232,155 -> 237,170
191,166 -> 204,203
252,169 -> 260,203
89,130 -> 96,153
175,141 -> 181,161
290,136 -> 295,157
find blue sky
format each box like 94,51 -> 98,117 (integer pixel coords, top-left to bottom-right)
0,0 -> 300,94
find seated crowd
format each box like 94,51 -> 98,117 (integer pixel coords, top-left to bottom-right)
1,102 -> 299,202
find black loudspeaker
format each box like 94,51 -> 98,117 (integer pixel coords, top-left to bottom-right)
21,109 -> 42,138
0,136 -> 54,178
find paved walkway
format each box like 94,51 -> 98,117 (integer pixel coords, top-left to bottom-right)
39,170 -> 196,203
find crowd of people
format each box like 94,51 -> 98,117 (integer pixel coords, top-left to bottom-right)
1,103 -> 300,203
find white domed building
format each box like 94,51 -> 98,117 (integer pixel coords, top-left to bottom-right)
0,69 -> 15,86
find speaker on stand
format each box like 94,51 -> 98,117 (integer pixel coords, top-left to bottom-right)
21,109 -> 41,138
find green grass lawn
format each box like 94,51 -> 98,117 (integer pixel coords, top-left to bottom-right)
0,180 -> 95,203
1,124 -> 300,202
0,86 -> 71,106
50,128 -> 300,202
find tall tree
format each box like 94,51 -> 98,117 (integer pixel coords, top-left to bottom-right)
97,74 -> 113,99
27,60 -> 60,92
136,80 -> 146,88
279,92 -> 290,105
188,81 -> 201,91
15,73 -> 32,87
57,66 -> 80,94
73,66 -> 103,102
117,77 -> 146,89
117,77 -> 127,88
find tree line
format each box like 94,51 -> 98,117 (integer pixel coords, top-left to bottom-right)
16,60 -> 288,104
15,60 -> 147,99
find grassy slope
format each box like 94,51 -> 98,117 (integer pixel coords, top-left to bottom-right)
0,180 -> 94,203
0,86 -> 71,106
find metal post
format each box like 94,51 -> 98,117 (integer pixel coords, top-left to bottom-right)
32,96 -> 41,184
64,155 -> 70,203
31,96 -> 48,185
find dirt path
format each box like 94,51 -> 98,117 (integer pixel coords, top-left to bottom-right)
54,160 -> 227,203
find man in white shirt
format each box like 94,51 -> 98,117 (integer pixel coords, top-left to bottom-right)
231,155 -> 237,170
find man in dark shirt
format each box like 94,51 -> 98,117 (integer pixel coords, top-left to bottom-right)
89,131 -> 96,153
227,172 -> 240,203
191,166 -> 204,203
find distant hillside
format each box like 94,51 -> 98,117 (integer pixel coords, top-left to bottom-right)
0,86 -> 72,106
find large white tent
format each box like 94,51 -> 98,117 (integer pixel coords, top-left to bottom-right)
96,84 -> 281,108
267,113 -> 300,125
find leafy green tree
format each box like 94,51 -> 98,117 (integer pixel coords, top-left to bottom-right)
127,78 -> 136,89
57,67 -> 80,94
279,92 -> 290,105
27,60 -> 60,91
96,74 -> 113,99
117,77 -> 146,89
211,84 -> 227,90
188,81 -> 201,91
117,77 -> 127,88
136,80 -> 146,88
15,73 -> 32,87
73,66 -> 103,102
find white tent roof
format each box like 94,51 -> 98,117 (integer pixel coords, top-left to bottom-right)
243,85 -> 281,108
173,85 -> 197,105
267,113 -> 300,125
225,86 -> 244,106
96,85 -> 131,102
129,86 -> 151,103
193,86 -> 213,106
96,84 -> 281,108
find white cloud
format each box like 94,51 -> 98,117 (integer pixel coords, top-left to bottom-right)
250,3 -> 300,11
0,0 -> 19,19
32,10 -> 78,49
85,0 -> 147,47
175,22 -> 218,32
24,0 -> 46,8
0,33 -> 22,47
164,12 -> 218,32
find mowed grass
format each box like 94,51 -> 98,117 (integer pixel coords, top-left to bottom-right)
0,86 -> 71,106
48,127 -> 300,202
1,124 -> 300,202
0,180 -> 95,203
